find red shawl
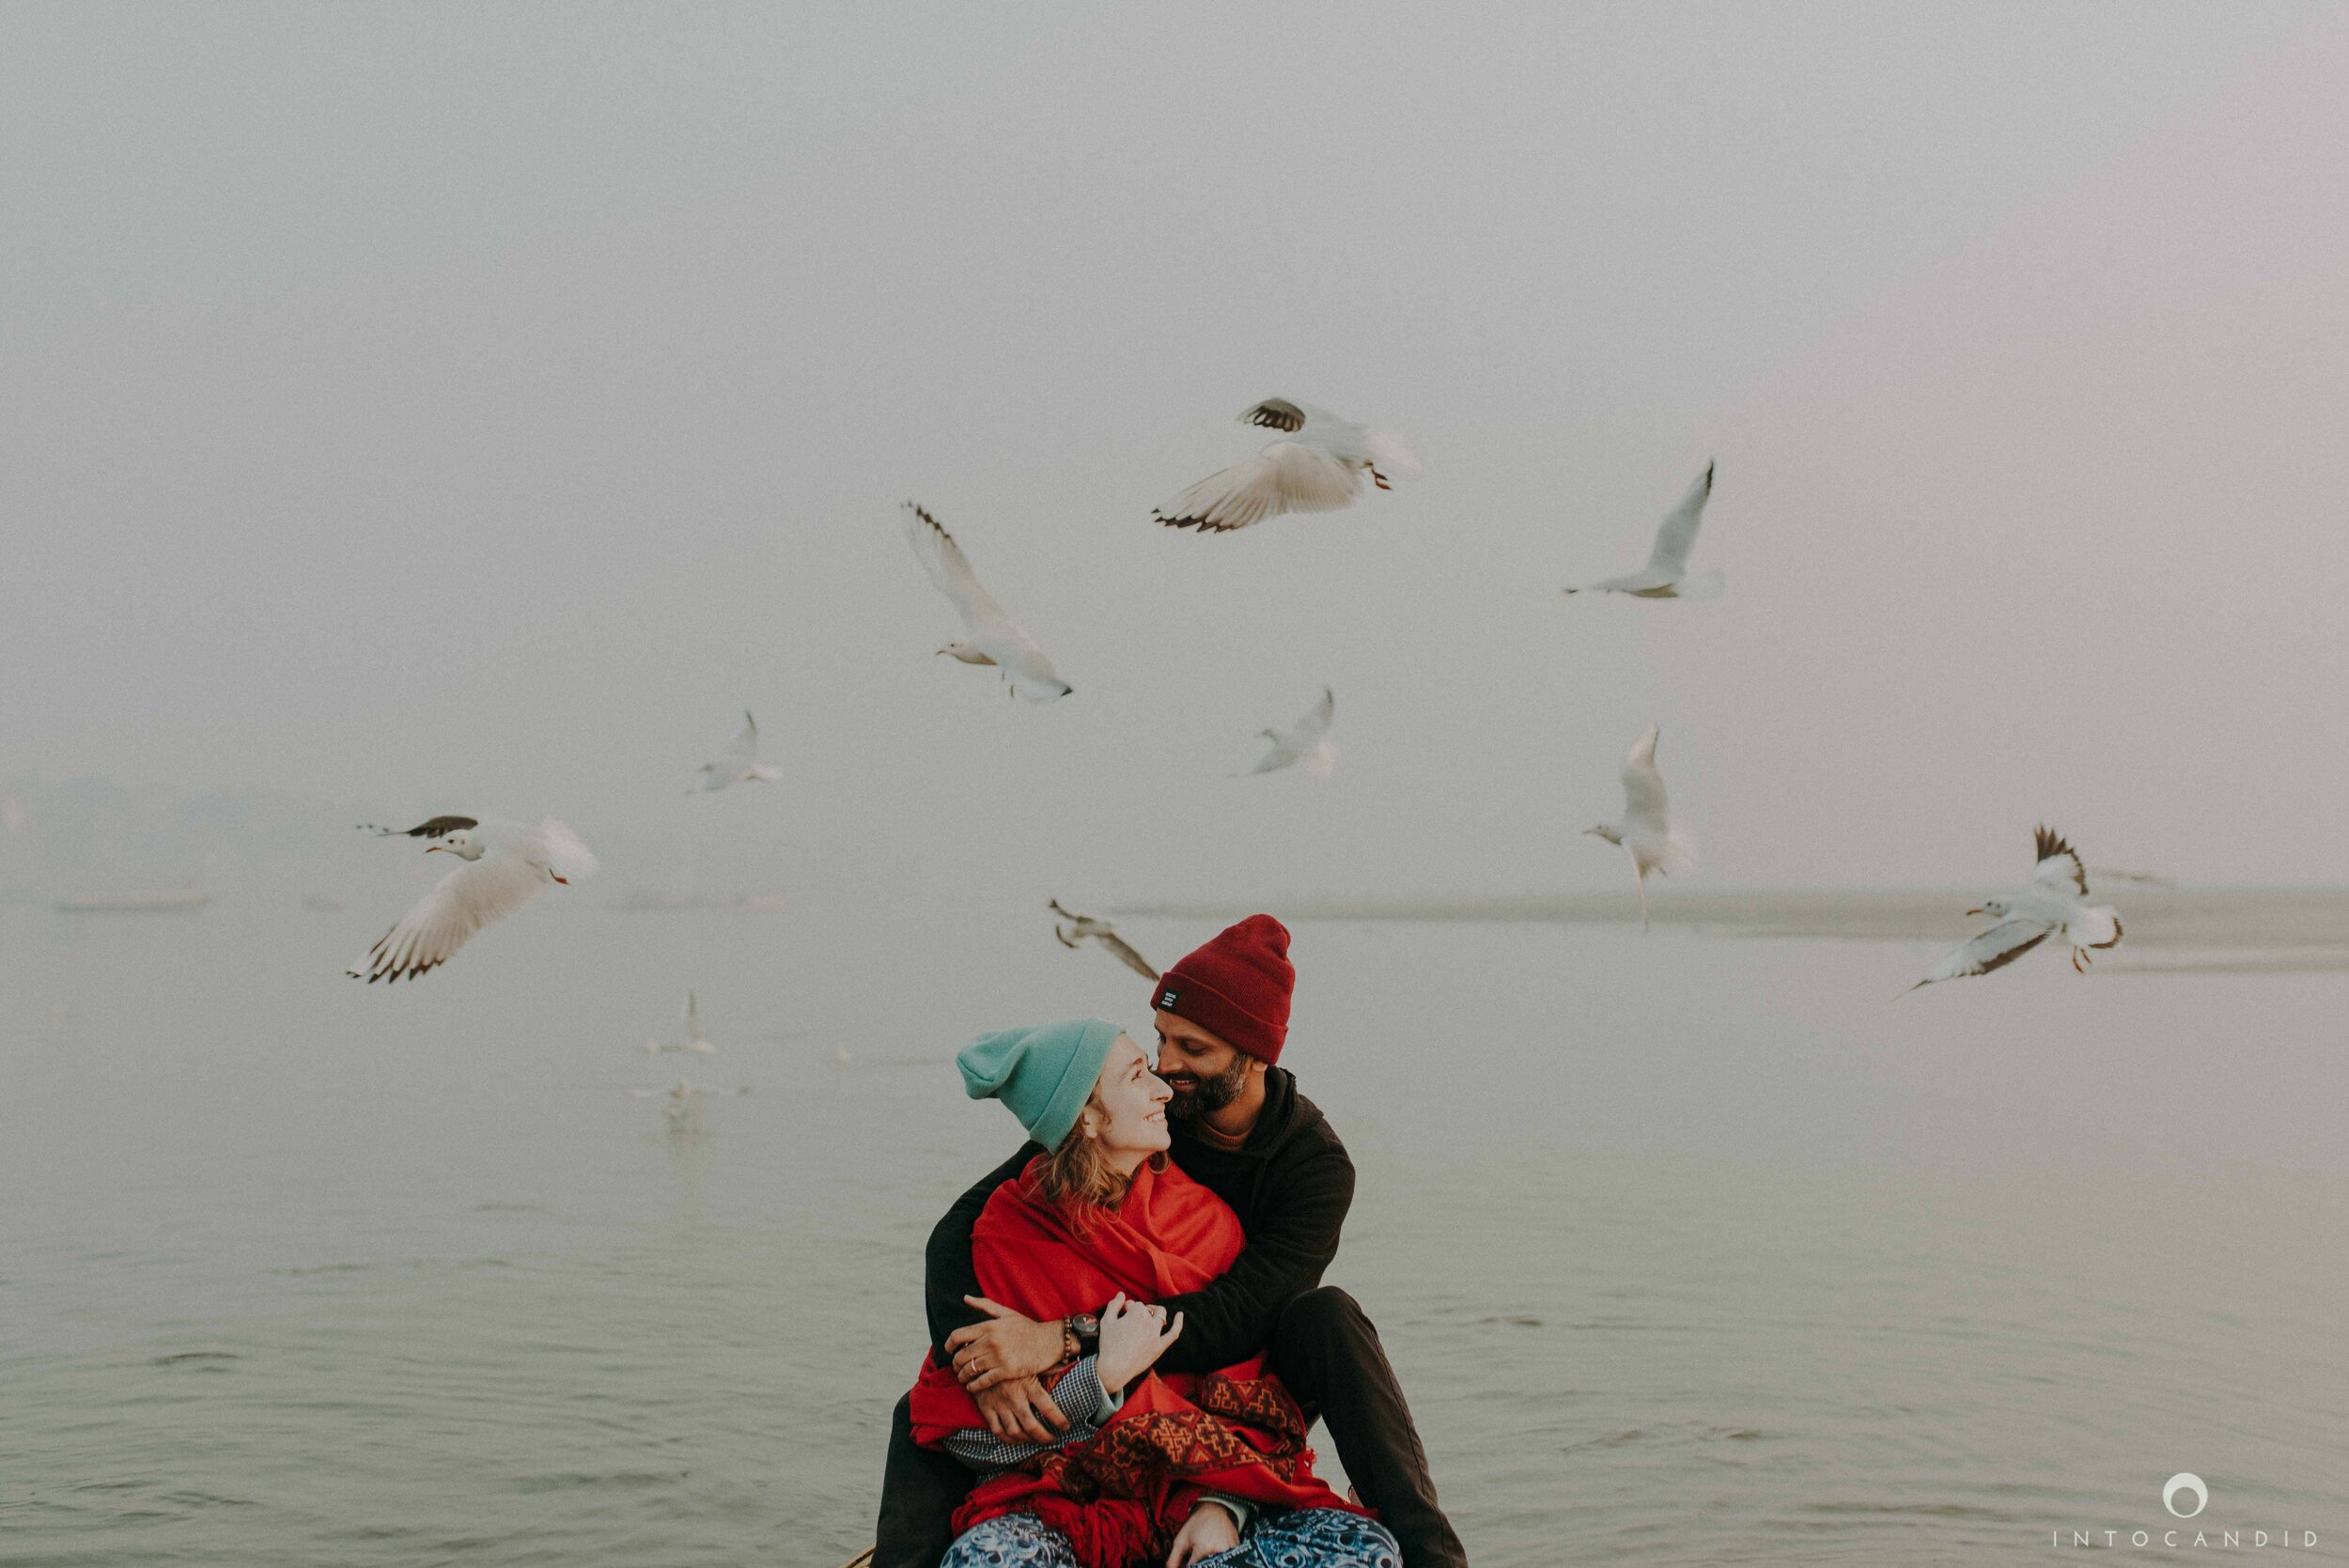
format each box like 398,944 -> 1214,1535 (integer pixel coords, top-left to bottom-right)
908,1156 -> 1363,1567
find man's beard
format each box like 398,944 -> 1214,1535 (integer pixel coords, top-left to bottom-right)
1165,1054 -> 1251,1120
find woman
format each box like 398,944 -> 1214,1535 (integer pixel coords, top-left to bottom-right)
908,1017 -> 1399,1568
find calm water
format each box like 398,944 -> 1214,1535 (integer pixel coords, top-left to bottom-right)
5,895 -> 2345,1565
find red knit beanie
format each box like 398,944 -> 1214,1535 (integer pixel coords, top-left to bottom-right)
1150,914 -> 1294,1063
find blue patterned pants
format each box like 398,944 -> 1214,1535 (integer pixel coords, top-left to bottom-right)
941,1505 -> 1401,1567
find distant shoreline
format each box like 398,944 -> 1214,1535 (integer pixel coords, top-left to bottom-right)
1109,887 -> 2349,959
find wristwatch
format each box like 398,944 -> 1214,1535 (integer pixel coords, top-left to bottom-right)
1069,1312 -> 1101,1358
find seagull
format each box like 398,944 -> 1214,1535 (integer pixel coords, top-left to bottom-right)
1049,899 -> 1160,981
2087,866 -> 2178,891
347,816 -> 599,983
644,991 -> 716,1055
1911,828 -> 2124,989
691,711 -> 780,793
632,1076 -> 751,1126
630,1077 -> 750,1102
1241,688 -> 1337,776
1563,463 -> 1722,599
1155,398 -> 1420,533
1582,723 -> 1695,933
903,503 -> 1073,702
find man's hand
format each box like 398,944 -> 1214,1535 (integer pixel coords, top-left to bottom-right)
971,1374 -> 1069,1445
1167,1499 -> 1241,1567
947,1295 -> 1067,1393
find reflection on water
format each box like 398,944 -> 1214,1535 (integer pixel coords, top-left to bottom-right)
3,898 -> 2345,1565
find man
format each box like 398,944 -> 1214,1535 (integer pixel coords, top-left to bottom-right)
874,914 -> 1468,1567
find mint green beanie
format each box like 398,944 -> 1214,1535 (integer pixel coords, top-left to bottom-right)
957,1017 -> 1122,1150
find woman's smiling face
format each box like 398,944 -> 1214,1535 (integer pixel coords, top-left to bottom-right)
1081,1034 -> 1173,1165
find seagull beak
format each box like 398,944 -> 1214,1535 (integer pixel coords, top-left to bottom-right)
1965,908 -> 1985,917
424,845 -> 444,854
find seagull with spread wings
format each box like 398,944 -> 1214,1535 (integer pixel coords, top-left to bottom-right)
691,711 -> 780,793
630,1077 -> 749,1102
1049,899 -> 1160,981
1155,398 -> 1420,533
1564,462 -> 1722,598
347,815 -> 599,984
1911,828 -> 2124,989
1582,722 -> 1695,933
902,503 -> 1073,702
1241,688 -> 1338,777
644,991 -> 716,1055
631,1076 -> 751,1127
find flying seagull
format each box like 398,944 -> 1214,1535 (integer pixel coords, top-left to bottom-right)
902,503 -> 1073,702
348,816 -> 599,983
1156,398 -> 1420,533
1048,898 -> 1159,981
1911,827 -> 2124,989
1582,722 -> 1695,933
631,1076 -> 751,1126
1564,463 -> 1722,599
1242,688 -> 1338,776
644,991 -> 716,1055
630,1077 -> 750,1102
691,711 -> 780,793
2087,865 -> 2177,891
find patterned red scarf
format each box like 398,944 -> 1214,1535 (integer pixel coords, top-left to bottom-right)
907,1157 -> 1364,1566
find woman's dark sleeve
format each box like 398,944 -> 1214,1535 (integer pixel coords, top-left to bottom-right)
1150,1142 -> 1356,1375
925,1143 -> 1039,1361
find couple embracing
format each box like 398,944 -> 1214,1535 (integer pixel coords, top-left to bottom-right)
875,916 -> 1468,1568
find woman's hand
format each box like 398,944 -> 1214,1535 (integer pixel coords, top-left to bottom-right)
1167,1498 -> 1241,1567
1095,1291 -> 1183,1395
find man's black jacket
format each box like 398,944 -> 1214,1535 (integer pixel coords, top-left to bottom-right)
923,1066 -> 1354,1377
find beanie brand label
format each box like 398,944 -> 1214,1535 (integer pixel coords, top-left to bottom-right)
1158,987 -> 1180,1010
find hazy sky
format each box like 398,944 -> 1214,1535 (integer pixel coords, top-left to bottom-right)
6,2 -> 2347,908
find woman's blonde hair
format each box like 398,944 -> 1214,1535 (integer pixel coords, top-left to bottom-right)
1034,1092 -> 1160,1230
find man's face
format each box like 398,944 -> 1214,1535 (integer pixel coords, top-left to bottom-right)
1153,1011 -> 1254,1119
